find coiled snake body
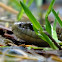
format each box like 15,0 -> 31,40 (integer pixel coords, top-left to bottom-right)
12,22 -> 62,47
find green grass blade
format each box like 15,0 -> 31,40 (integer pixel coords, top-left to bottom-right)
27,0 -> 34,7
23,0 -> 26,3
45,17 -> 51,35
20,1 -> 43,31
45,0 -> 55,35
53,18 -> 57,30
52,11 -> 61,42
52,26 -> 58,41
59,42 -> 62,45
17,0 -> 26,21
33,26 -> 46,41
46,0 -> 55,17
52,12 -> 58,41
20,1 -> 58,50
17,8 -> 24,21
39,32 -> 58,50
33,26 -> 58,49
52,8 -> 62,27
17,0 -> 33,21
10,0 -> 21,7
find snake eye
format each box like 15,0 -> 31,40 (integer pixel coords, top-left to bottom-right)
29,24 -> 34,31
19,24 -> 21,27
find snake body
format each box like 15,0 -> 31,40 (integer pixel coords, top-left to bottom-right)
12,22 -> 62,47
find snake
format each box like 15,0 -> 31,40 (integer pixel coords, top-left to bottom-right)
12,22 -> 62,47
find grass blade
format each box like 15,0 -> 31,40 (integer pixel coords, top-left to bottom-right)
52,8 -> 62,27
17,0 -> 26,21
17,8 -> 24,21
23,0 -> 27,4
10,0 -> 21,7
52,26 -> 58,41
45,0 -> 55,35
17,0 -> 33,21
33,26 -> 46,41
27,0 -> 34,7
46,0 -> 55,16
20,1 -> 58,50
45,17 -> 51,35
52,11 -> 61,42
20,1 -> 43,31
33,26 -> 58,49
52,12 -> 58,41
53,18 -> 57,30
39,32 -> 58,50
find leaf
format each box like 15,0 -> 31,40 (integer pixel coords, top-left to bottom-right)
45,0 -> 55,35
52,8 -> 62,27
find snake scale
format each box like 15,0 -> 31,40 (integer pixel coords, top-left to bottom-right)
12,22 -> 62,47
